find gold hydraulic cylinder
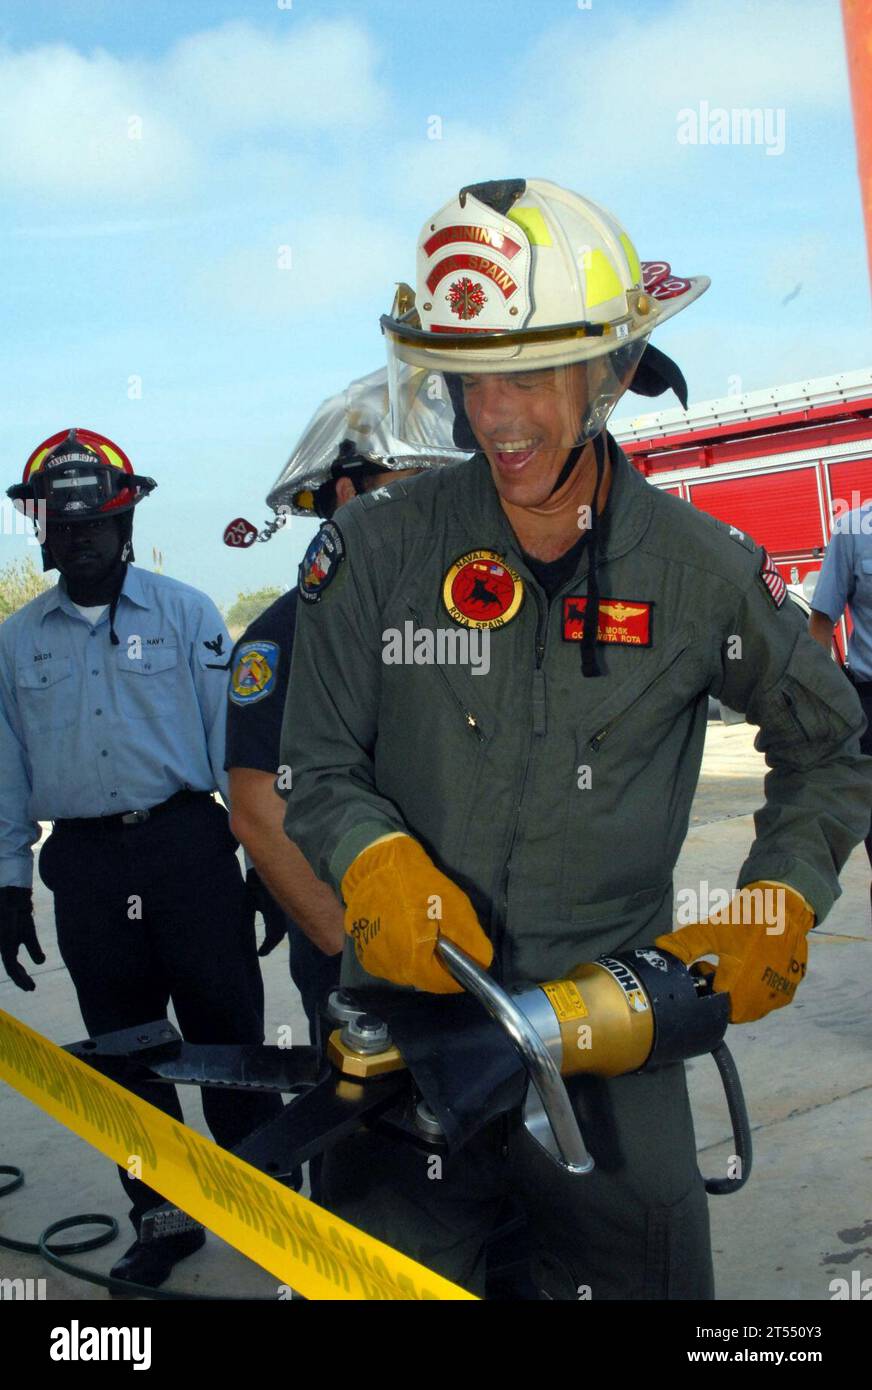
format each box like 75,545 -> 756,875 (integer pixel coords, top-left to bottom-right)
326,956 -> 657,1081
512,956 -> 655,1078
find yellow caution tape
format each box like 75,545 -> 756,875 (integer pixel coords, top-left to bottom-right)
0,1007 -> 475,1301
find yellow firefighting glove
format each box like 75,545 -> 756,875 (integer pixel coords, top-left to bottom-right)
655,881 -> 815,1024
340,833 -> 493,993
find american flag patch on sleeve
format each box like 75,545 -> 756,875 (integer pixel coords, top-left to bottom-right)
759,550 -> 787,608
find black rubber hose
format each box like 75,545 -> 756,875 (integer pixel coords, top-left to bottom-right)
0,1165 -> 271,1299
702,1043 -> 753,1195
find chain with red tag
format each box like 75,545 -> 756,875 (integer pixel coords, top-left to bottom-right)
222,509 -> 290,548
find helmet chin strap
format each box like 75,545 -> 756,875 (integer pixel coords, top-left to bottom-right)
546,431 -> 607,678
107,514 -> 135,645
580,433 -> 606,678
547,443 -> 584,499
541,387 -> 611,501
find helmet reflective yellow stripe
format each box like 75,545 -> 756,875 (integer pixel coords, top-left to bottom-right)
27,446 -> 56,475
584,248 -> 625,310
507,204 -> 552,247
22,428 -> 135,484
99,444 -> 128,472
620,233 -> 642,287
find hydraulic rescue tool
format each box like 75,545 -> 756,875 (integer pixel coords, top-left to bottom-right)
63,938 -> 751,1249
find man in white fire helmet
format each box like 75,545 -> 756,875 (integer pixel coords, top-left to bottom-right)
280,179 -> 871,1299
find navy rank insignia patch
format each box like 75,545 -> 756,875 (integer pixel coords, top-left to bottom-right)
299,521 -> 345,604
442,550 -> 524,630
758,550 -> 787,608
563,597 -> 653,646
229,641 -> 280,705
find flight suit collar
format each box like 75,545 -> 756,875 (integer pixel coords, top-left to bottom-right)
454,434 -> 655,580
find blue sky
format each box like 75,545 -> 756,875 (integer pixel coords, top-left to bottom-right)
1,0 -> 869,607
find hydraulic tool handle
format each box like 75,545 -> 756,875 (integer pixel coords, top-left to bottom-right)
435,938 -> 594,1175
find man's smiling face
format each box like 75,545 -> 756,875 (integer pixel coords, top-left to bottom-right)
461,363 -> 590,508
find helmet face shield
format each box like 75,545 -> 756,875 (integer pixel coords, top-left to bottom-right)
385,334 -> 651,455
28,463 -> 119,516
11,461 -> 141,521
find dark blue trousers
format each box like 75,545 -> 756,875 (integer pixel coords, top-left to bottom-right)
39,794 -> 283,1233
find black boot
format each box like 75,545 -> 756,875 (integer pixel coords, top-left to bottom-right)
110,1227 -> 206,1291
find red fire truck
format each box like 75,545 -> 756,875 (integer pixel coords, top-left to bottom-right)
613,367 -> 872,658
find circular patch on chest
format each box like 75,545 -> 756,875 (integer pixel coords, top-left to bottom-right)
442,549 -> 524,629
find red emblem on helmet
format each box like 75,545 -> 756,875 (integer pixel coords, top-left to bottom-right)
442,550 -> 524,629
641,261 -> 692,301
447,276 -> 488,320
223,517 -> 258,547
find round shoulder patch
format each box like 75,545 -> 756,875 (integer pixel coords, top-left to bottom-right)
229,640 -> 280,706
442,549 -> 524,630
299,521 -> 346,604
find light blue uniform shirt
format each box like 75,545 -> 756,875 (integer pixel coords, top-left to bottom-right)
812,509 -> 872,681
0,564 -> 232,888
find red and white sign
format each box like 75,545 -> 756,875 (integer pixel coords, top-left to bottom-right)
223,517 -> 258,548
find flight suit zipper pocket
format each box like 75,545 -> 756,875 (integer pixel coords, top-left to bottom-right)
588,639 -> 695,751
781,689 -> 810,742
407,603 -> 486,741
455,702 -> 485,741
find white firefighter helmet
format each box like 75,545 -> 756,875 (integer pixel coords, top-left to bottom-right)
266,365 -> 470,517
381,177 -> 709,451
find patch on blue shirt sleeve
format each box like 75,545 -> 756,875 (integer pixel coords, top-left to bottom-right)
199,629 -> 231,669
229,641 -> 280,705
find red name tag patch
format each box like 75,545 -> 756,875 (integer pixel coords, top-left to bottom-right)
563,597 -> 653,646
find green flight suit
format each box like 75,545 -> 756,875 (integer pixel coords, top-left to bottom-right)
280,439 -> 871,1300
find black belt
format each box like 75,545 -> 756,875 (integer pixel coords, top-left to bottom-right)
53,789 -> 214,831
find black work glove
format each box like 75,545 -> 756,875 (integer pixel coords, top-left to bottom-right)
244,867 -> 288,958
0,886 -> 45,991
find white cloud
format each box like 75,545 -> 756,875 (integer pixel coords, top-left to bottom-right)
0,18 -> 388,202
164,19 -> 388,135
193,213 -> 409,319
327,0 -> 854,287
0,42 -> 196,199
387,121 -> 517,213
528,0 -> 846,112
11,215 -> 194,239
515,0 -> 847,175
